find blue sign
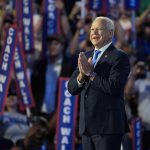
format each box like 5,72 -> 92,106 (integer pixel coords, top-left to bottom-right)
88,0 -> 102,11
56,78 -> 78,150
14,43 -> 35,110
20,0 -> 34,53
125,0 -> 140,10
42,0 -> 61,58
132,118 -> 142,150
0,27 -> 17,115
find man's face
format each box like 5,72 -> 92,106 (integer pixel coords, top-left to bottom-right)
90,19 -> 113,49
48,40 -> 63,57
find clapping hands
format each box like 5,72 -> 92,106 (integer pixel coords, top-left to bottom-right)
78,52 -> 93,76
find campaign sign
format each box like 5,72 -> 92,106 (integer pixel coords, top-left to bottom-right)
14,42 -> 35,110
42,0 -> 61,58
88,0 -> 102,11
125,0 -> 140,10
132,118 -> 142,150
20,0 -> 34,53
0,26 -> 17,115
56,78 -> 78,150
43,0 -> 61,36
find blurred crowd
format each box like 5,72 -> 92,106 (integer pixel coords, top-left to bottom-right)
0,0 -> 150,150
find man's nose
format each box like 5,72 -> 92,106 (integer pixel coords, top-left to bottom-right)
92,29 -> 99,34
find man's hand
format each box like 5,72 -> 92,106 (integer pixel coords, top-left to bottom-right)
77,73 -> 85,83
77,53 -> 86,83
78,52 -> 93,76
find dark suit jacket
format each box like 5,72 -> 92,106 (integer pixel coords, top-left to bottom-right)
68,44 -> 130,135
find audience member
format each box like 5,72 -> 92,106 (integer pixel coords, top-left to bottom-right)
31,34 -> 74,115
125,61 -> 150,149
0,81 -> 29,143
16,116 -> 51,150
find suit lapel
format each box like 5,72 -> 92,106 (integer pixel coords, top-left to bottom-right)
85,44 -> 115,63
95,44 -> 115,65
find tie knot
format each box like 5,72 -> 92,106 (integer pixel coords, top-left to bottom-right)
95,50 -> 101,56
92,50 -> 101,65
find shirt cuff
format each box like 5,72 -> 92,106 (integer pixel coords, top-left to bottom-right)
77,78 -> 85,88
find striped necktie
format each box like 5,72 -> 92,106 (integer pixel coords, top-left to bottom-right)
92,50 -> 101,65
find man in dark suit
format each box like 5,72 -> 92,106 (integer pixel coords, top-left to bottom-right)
68,17 -> 130,150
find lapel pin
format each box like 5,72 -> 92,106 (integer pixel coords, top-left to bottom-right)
105,55 -> 108,58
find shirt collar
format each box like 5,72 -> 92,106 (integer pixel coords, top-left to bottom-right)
95,42 -> 112,52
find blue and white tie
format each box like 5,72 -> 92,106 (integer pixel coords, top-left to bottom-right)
92,50 -> 101,65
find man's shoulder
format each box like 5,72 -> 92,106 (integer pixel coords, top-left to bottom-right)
112,47 -> 129,59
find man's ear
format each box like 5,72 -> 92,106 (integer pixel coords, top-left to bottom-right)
109,30 -> 114,38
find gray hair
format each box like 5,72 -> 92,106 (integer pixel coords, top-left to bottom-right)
95,16 -> 115,33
